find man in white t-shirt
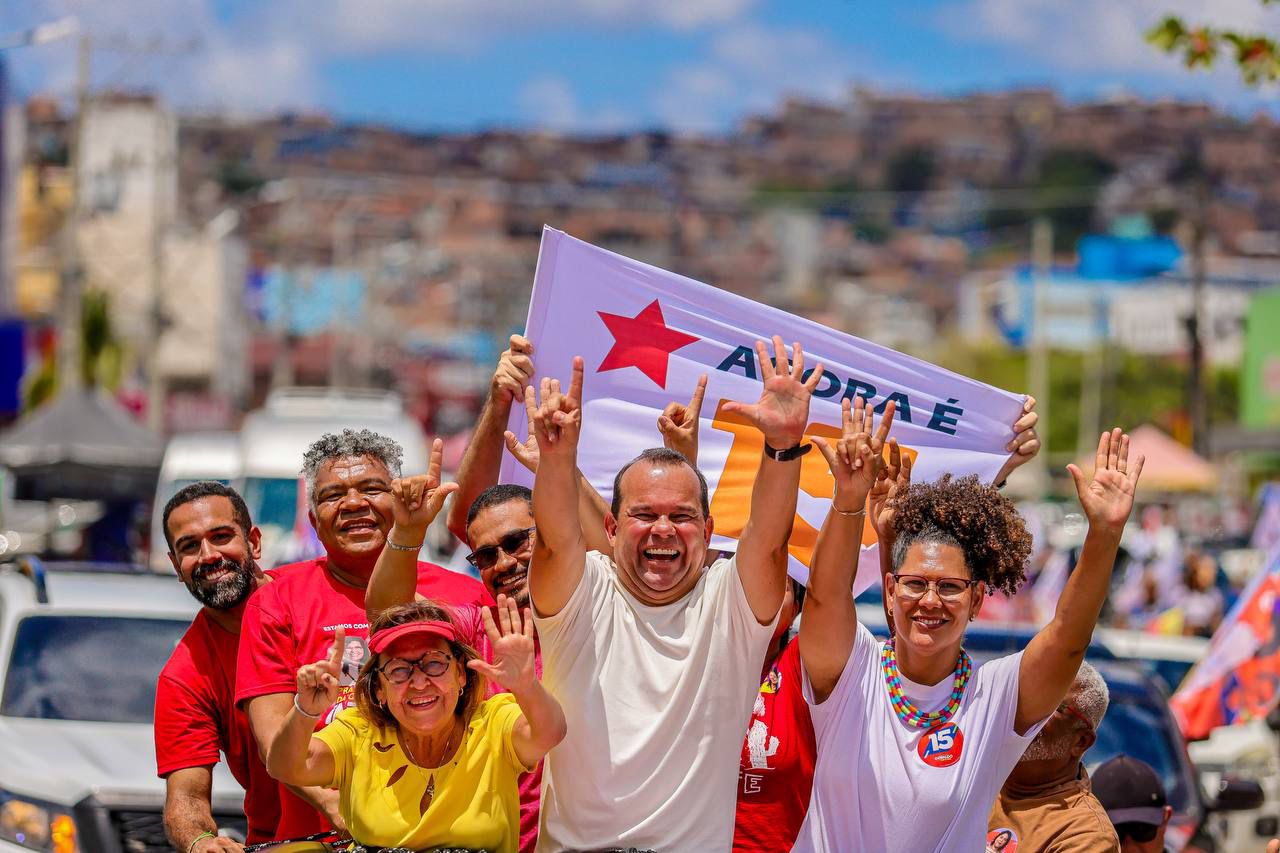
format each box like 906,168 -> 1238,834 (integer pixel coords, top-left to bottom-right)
525,339 -> 824,852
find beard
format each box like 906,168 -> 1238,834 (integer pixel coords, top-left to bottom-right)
186,557 -> 255,610
1018,728 -> 1074,763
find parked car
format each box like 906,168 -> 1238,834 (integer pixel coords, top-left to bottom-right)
855,606 -> 1261,852
1189,719 -> 1280,853
0,559 -> 245,853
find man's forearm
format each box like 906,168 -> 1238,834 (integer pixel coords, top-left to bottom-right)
164,793 -> 218,852
740,453 -> 803,556
366,522 -> 425,620
446,395 -> 512,543
576,470 -> 611,553
532,450 -> 583,554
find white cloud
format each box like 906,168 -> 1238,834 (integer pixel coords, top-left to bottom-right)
519,76 -> 582,129
946,0 -> 1280,81
518,74 -> 636,132
653,23 -> 864,131
7,0 -> 755,117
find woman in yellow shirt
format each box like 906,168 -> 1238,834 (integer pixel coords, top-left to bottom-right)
267,595 -> 566,853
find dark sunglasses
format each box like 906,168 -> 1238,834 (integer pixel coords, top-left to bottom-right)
466,527 -> 536,570
379,654 -> 453,684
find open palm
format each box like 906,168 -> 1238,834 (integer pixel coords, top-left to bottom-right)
722,336 -> 823,448
1067,428 -> 1144,534
466,595 -> 537,694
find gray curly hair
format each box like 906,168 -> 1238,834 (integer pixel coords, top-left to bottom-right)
1070,661 -> 1110,730
301,429 -> 404,504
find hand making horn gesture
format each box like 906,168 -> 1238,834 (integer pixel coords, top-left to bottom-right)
466,595 -> 538,694
813,396 -> 897,515
389,438 -> 459,541
721,336 -> 824,450
504,382 -> 543,473
295,626 -> 345,717
868,433 -> 912,541
657,373 -> 708,465
526,356 -> 585,457
1067,428 -> 1145,536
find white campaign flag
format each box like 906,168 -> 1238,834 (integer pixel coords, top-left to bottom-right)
500,227 -> 1026,589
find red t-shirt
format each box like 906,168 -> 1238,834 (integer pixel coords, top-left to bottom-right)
454,605 -> 543,853
155,605 -> 286,845
235,556 -> 488,836
731,639 -> 817,853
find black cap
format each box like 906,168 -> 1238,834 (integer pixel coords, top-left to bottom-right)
1092,755 -> 1168,826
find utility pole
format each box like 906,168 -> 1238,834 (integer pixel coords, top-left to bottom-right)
1187,178 -> 1209,456
145,104 -> 168,431
1027,217 -> 1052,490
58,34 -> 92,395
1077,297 -> 1106,461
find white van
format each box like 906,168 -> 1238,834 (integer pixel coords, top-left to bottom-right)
237,388 -> 431,567
149,431 -> 243,571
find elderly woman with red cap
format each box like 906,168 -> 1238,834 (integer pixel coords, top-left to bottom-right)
266,595 -> 565,853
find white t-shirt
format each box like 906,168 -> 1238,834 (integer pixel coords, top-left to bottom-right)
533,550 -> 777,852
794,622 -> 1046,853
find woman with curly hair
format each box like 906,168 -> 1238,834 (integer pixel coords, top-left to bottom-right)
266,596 -> 566,853
793,397 -> 1143,852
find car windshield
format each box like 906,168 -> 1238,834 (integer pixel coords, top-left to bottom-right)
242,476 -> 298,535
2,614 -> 189,723
1086,691 -> 1194,814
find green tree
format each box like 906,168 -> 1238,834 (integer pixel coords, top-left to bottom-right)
1148,1 -> 1280,84
24,289 -> 124,410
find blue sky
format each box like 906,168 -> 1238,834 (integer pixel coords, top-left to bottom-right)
5,0 -> 1280,132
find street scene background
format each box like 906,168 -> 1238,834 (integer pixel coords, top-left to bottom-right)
2,1 -> 1280,852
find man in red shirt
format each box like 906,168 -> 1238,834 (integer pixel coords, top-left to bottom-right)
237,428 -> 488,834
155,482 -> 286,852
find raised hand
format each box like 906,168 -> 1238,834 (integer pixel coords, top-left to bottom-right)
721,336 -> 824,449
813,396 -> 895,512
995,395 -> 1041,483
525,356 -> 584,458
503,391 -> 541,473
296,626 -> 344,717
657,373 -> 708,464
869,435 -> 912,540
491,335 -> 534,405
466,595 -> 537,694
389,438 -> 459,538
1067,428 -> 1145,535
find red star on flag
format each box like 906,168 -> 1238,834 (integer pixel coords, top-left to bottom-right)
597,299 -> 698,389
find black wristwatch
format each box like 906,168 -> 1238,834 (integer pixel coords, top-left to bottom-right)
763,441 -> 812,462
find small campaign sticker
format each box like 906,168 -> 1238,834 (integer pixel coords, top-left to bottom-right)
918,721 -> 964,767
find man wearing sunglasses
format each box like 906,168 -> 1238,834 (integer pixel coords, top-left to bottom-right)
988,662 -> 1119,852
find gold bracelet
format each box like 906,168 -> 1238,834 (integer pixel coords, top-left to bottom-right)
833,506 -> 866,517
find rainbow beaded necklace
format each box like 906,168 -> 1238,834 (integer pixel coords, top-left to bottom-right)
881,640 -> 972,729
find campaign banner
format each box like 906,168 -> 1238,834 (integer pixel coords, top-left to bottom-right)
1172,544 -> 1280,740
500,227 -> 1026,587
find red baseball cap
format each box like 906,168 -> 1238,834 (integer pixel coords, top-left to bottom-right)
367,619 -> 457,654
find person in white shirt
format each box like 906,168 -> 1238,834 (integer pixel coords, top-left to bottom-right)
795,399 -> 1145,853
525,337 -> 824,852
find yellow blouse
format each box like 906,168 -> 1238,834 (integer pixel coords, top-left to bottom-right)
315,694 -> 529,852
